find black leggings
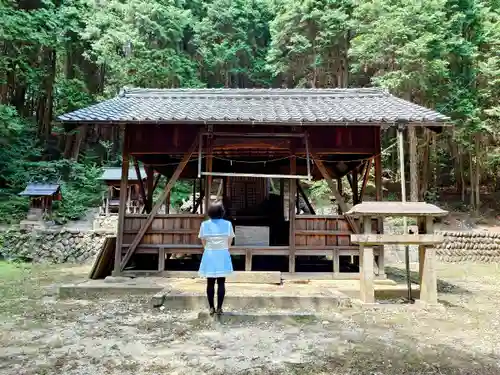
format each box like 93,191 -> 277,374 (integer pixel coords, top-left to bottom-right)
206,277 -> 226,310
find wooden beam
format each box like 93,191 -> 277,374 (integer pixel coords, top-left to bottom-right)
351,233 -> 444,245
296,181 -> 315,215
312,154 -> 359,233
133,157 -> 147,207
114,126 -> 129,275
360,159 -> 373,201
120,135 -> 199,271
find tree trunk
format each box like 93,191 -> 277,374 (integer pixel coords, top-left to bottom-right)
469,149 -> 474,209
474,134 -> 481,213
420,128 -> 430,200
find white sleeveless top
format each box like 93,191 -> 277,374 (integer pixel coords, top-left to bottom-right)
198,219 -> 235,250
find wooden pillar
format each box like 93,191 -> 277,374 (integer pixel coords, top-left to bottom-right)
419,216 -> 438,304
165,192 -> 171,214
374,129 -> 385,275
158,247 -> 165,272
126,186 -> 131,214
359,216 -> 375,303
192,178 -> 196,213
279,178 -> 285,216
289,155 -> 297,273
352,168 -> 359,205
199,178 -> 204,214
245,250 -> 252,271
114,127 -> 129,275
204,139 -> 213,213
145,166 -> 154,213
337,177 -> 343,214
105,186 -> 111,215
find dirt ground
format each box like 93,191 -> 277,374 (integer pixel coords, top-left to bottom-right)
1,262 -> 500,375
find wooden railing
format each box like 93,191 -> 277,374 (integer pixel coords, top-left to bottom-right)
123,214 -> 204,249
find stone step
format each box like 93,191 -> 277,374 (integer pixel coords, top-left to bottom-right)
152,291 -> 352,312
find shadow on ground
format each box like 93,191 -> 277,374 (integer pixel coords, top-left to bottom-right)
386,266 -> 470,294
261,327 -> 499,375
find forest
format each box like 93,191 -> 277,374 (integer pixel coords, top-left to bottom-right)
1,0 -> 500,223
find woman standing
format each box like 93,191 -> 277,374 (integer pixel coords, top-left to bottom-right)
198,202 -> 235,316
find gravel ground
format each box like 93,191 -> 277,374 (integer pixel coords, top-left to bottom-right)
1,262 -> 500,374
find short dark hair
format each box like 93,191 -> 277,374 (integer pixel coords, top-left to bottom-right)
207,202 -> 225,219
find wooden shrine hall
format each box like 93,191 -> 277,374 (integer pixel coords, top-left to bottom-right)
58,88 -> 448,279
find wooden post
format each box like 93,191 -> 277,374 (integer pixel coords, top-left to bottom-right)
158,247 -> 165,272
352,168 -> 359,205
337,177 -> 343,214
192,178 -> 196,213
126,186 -> 131,214
120,136 -> 199,271
374,130 -> 384,276
245,250 -> 252,271
359,216 -> 375,303
114,126 -> 129,275
279,178 -> 285,216
419,216 -> 438,304
360,159 -> 373,202
199,178 -> 204,214
145,166 -> 154,213
105,186 -> 111,215
289,154 -> 297,273
204,139 -> 213,213
333,249 -> 340,275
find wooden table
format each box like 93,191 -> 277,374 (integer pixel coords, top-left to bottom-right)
346,202 -> 448,305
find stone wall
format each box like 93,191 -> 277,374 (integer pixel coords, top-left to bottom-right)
385,229 -> 500,264
0,228 -> 113,264
435,231 -> 500,263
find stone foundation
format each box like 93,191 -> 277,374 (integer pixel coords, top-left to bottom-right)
0,228 -> 113,264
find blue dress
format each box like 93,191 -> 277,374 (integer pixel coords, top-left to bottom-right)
198,219 -> 234,278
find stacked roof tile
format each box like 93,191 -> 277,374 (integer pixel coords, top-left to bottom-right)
57,88 -> 449,124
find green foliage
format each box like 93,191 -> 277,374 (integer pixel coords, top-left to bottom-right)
2,0 -> 500,222
50,162 -> 104,224
153,179 -> 193,210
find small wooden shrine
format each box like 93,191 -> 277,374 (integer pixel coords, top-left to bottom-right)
99,167 -> 147,214
58,88 -> 449,279
19,183 -> 61,219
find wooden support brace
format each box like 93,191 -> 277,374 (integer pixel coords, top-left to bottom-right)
312,155 -> 359,233
133,158 -> 147,206
296,180 -> 315,215
360,159 -> 373,202
120,136 -> 199,271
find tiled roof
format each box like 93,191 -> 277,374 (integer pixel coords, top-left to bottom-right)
19,183 -> 60,197
57,88 -> 449,124
100,167 -> 147,181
